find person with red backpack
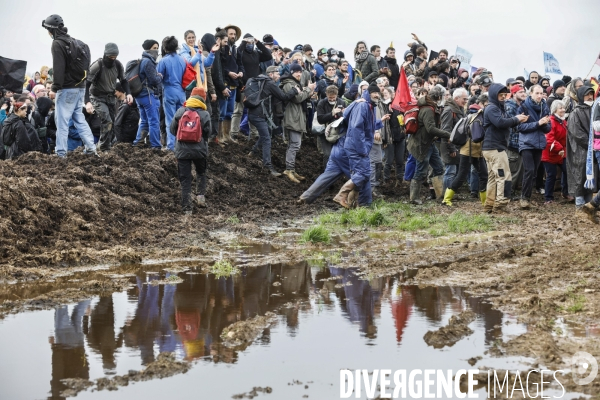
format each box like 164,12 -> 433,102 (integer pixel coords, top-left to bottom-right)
169,87 -> 211,214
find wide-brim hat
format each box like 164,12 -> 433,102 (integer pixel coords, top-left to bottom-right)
223,24 -> 242,41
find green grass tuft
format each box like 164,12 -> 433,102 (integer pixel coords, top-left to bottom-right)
210,259 -> 239,278
300,225 -> 331,244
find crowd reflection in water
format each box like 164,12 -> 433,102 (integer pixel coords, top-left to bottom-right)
47,263 -> 504,399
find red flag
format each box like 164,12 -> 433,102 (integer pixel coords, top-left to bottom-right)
391,66 -> 416,113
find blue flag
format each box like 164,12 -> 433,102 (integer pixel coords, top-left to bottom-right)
543,52 -> 563,75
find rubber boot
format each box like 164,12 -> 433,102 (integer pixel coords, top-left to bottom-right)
442,188 -> 455,206
409,180 -> 423,205
479,191 -> 487,206
293,171 -> 306,181
134,130 -> 149,147
431,175 -> 444,201
283,170 -> 301,183
223,120 -> 238,144
216,122 -> 226,147
333,180 -> 356,209
348,189 -> 359,209
581,203 -> 599,224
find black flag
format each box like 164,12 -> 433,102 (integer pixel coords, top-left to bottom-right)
0,56 -> 27,94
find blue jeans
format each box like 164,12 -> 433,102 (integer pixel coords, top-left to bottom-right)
443,164 -> 457,192
163,86 -> 186,150
219,89 -> 236,121
54,88 -> 97,157
404,153 -> 416,181
413,145 -> 444,182
469,164 -> 479,192
543,162 -> 568,201
248,113 -> 273,168
134,93 -> 161,148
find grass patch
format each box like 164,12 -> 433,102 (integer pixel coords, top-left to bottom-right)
300,225 -> 331,244
565,286 -> 586,313
226,215 -> 240,224
210,259 -> 239,278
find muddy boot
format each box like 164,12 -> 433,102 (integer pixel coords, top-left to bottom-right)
520,199 -> 531,210
269,167 -> 282,177
333,180 -> 356,209
217,122 -> 227,147
442,188 -> 455,206
283,169 -> 301,183
348,189 -> 359,209
293,171 -> 306,181
223,120 -> 237,144
581,203 -> 599,223
133,130 -> 149,147
431,175 -> 444,201
409,180 -> 423,205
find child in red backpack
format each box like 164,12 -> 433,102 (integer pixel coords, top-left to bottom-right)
170,86 -> 212,213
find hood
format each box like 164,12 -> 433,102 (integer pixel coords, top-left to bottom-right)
458,68 -> 468,77
36,96 -> 53,117
280,73 -> 300,86
403,50 -> 413,61
576,86 -> 593,104
384,56 -> 397,65
201,33 -> 216,51
488,83 -> 508,108
445,98 -> 463,113
4,113 -> 21,126
469,103 -> 482,113
180,42 -> 193,54
142,51 -> 158,61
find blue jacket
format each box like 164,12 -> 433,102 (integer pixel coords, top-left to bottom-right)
157,53 -> 186,89
504,98 -> 520,151
179,43 -> 215,87
482,83 -> 520,152
517,97 -> 550,151
138,52 -> 163,97
343,91 -> 382,156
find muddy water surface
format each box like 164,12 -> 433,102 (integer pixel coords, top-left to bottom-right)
0,256 -> 538,400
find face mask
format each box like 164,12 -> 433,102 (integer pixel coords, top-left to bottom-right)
322,56 -> 329,63
331,56 -> 338,62
585,100 -> 594,106
103,56 -> 115,69
246,44 -> 254,52
328,100 -> 336,105
147,49 -> 159,59
383,98 -> 391,104
371,98 -> 380,105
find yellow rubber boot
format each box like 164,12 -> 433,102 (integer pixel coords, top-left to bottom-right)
479,191 -> 487,206
442,188 -> 455,206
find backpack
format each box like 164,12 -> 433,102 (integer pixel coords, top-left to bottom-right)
242,76 -> 269,109
176,108 -> 203,143
325,117 -> 346,143
469,110 -> 485,143
449,115 -> 470,146
404,104 -> 434,135
181,61 -> 196,90
57,36 -> 91,85
125,59 -> 144,97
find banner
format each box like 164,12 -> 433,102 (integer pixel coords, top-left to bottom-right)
391,66 -> 416,113
455,46 -> 472,74
524,69 -> 530,79
0,56 -> 27,94
470,66 -> 478,77
543,52 -> 563,75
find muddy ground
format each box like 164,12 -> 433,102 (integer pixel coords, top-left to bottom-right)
1,137 -> 600,398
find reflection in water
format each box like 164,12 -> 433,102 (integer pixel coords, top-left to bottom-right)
39,263 -> 511,399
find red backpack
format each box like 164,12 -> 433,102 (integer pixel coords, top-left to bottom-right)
403,105 -> 434,135
177,109 -> 202,143
181,61 -> 196,90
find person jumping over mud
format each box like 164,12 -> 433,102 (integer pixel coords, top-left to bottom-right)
169,87 -> 211,214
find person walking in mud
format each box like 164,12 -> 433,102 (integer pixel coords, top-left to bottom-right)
169,87 -> 212,213
85,43 -> 133,152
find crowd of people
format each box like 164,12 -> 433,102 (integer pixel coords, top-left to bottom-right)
2,15 -> 600,221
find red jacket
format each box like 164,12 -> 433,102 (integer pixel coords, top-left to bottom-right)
542,115 -> 567,164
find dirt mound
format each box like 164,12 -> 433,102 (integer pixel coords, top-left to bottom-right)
0,138 -> 336,268
423,310 -> 476,348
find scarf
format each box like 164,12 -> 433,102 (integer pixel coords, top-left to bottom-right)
184,96 -> 207,110
584,98 -> 600,190
354,51 -> 369,63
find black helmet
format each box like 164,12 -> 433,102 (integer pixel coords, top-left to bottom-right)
42,14 -> 63,29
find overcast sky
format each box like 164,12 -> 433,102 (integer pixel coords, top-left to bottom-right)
2,0 -> 599,85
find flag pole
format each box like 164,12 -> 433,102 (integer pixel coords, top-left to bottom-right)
585,60 -> 597,79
